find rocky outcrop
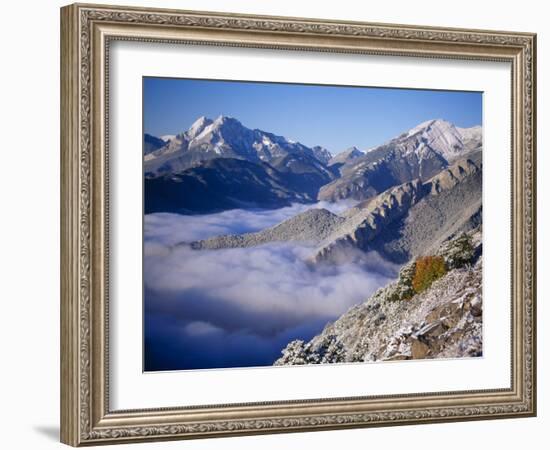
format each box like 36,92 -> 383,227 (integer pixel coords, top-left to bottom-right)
274,229 -> 482,366
311,146 -> 333,165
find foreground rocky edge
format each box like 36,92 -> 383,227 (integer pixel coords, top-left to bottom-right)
274,228 -> 482,365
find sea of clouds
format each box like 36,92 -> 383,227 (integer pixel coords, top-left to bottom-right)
144,203 -> 399,371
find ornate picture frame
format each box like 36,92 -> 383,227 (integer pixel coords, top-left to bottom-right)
60,3 -> 536,446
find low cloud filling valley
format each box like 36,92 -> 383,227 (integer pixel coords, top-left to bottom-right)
144,203 -> 399,371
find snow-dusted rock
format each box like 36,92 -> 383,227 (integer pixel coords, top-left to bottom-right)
275,229 -> 483,366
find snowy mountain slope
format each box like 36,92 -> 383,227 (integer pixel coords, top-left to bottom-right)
319,119 -> 482,202
311,146 -> 333,165
144,117 -> 481,215
275,229 -> 483,365
144,115 -> 333,176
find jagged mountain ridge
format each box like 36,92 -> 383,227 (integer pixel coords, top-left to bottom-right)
318,119 -> 481,202
145,115 -> 333,176
314,151 -> 482,263
144,117 -> 481,214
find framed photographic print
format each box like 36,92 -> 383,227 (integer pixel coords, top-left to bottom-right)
60,3 -> 537,446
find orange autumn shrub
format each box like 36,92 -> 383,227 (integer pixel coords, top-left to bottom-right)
411,256 -> 447,294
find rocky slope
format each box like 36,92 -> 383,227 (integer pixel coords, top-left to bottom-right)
314,151 -> 482,263
267,152 -> 335,199
191,152 -> 481,264
318,119 -> 481,202
274,229 -> 482,365
311,146 -> 333,165
191,208 -> 345,250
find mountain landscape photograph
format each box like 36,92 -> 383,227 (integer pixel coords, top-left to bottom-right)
143,77 -> 483,371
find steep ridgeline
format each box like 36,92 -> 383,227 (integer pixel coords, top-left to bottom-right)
145,115 -> 333,175
313,151 -> 482,263
275,229 -> 483,365
318,119 -> 481,202
144,116 -> 335,213
189,152 -> 482,265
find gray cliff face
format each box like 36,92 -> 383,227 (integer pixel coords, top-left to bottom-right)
318,119 -> 482,202
274,229 -> 483,366
311,146 -> 333,165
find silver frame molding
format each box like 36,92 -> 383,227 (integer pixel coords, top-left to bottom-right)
60,3 -> 536,446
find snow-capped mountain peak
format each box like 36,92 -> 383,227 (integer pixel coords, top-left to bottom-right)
214,114 -> 238,124
144,115 -> 334,175
187,116 -> 214,139
402,118 -> 478,162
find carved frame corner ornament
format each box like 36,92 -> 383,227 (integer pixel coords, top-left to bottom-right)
60,3 -> 536,446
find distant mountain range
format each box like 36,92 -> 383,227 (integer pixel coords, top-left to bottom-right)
144,116 -> 481,214
319,119 -> 481,202
145,115 -> 333,176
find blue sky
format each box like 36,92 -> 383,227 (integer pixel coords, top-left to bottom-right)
143,77 -> 482,154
